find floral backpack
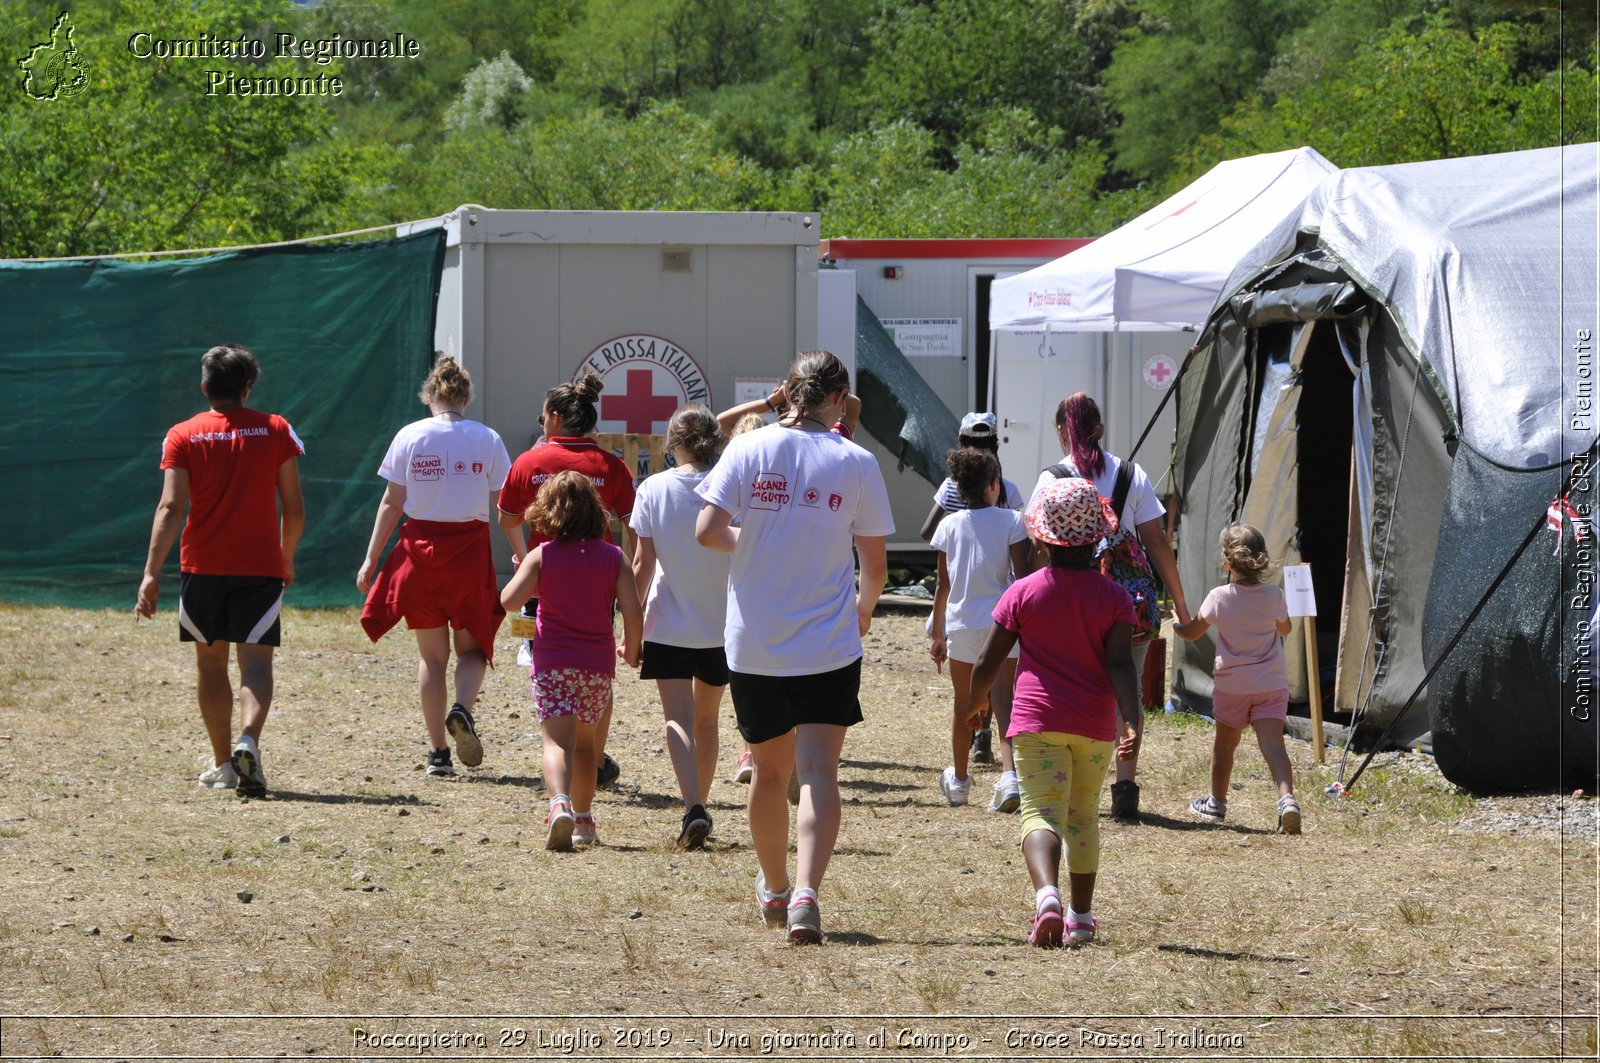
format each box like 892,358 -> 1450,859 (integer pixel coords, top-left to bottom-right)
1048,460 -> 1161,644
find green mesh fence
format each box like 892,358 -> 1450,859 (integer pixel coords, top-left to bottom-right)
0,230 -> 445,608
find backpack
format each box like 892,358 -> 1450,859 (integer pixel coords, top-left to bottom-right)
1048,459 -> 1161,643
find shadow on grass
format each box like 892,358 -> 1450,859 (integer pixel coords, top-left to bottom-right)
250,789 -> 435,808
841,757 -> 933,774
823,930 -> 884,946
1157,943 -> 1300,964
840,777 -> 922,796
458,774 -> 544,789
1112,810 -> 1269,834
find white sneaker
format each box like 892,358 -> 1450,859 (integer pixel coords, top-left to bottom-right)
733,751 -> 754,784
198,762 -> 238,789
988,770 -> 1020,813
939,766 -> 972,806
231,735 -> 267,798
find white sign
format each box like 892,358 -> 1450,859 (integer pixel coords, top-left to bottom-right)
1142,353 -> 1179,391
882,317 -> 962,358
1283,563 -> 1317,618
576,334 -> 710,435
735,377 -> 780,406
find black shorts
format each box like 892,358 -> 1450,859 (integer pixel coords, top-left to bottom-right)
729,657 -> 864,745
178,573 -> 284,646
639,641 -> 730,685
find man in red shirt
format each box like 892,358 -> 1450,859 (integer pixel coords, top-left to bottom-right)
136,344 -> 305,798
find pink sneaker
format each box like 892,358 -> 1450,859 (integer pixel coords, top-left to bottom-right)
544,797 -> 574,851
573,812 -> 597,847
733,751 -> 754,784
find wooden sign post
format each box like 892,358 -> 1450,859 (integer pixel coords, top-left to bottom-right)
1282,564 -> 1324,763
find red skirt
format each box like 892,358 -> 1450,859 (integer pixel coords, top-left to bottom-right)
360,518 -> 505,662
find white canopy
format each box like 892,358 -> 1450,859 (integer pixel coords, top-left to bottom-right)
989,146 -> 1338,331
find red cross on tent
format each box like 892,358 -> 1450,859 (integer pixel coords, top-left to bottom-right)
602,369 -> 680,434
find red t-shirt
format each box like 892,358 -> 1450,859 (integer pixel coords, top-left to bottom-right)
160,408 -> 304,577
993,565 -> 1136,742
498,437 -> 637,550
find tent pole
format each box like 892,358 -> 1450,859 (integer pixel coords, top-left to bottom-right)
1340,445 -> 1596,796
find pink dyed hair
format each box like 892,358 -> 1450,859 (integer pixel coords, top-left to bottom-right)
1054,392 -> 1105,479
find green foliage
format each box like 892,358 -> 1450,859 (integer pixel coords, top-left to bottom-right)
858,0 -> 1121,151
443,51 -> 534,132
1103,0 -> 1320,179
1188,13 -> 1596,171
0,0 -> 351,256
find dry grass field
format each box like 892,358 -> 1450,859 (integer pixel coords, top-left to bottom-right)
0,602 -> 1595,1061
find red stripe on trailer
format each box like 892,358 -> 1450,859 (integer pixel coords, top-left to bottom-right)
820,238 -> 1092,260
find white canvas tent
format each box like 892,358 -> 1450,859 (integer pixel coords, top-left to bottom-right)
989,146 -> 1338,332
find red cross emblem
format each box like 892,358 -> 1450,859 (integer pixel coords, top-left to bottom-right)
602,369 -> 681,434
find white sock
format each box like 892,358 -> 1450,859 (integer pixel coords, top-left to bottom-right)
1035,886 -> 1061,913
1068,905 -> 1092,923
550,794 -> 570,811
791,887 -> 818,906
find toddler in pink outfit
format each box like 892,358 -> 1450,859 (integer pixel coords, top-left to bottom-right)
1173,524 -> 1302,833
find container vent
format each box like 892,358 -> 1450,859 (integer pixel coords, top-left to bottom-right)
661,247 -> 693,273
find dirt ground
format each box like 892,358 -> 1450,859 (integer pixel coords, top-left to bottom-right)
0,603 -> 1595,1061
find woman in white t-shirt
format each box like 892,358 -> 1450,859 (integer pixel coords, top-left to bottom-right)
1027,391 -> 1191,823
357,356 -> 512,778
695,351 -> 894,944
630,405 -> 731,851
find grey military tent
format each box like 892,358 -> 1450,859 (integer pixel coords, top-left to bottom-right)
1170,143 -> 1599,792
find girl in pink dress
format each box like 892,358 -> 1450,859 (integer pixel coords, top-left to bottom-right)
501,471 -> 643,851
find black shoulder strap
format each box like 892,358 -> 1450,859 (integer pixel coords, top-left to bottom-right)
1110,460 -> 1134,521
1047,461 -> 1073,479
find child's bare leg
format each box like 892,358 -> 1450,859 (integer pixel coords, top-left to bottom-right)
1114,640 -> 1150,784
413,626 -> 452,749
194,641 -> 234,765
1251,717 -> 1295,798
570,720 -> 598,814
542,715 -> 576,799
1210,721 -> 1244,802
1022,828 -> 1061,892
992,658 -> 1018,775
949,660 -> 975,780
692,679 -> 722,805
793,723 -> 848,893
748,730 -> 798,893
1067,871 -> 1097,915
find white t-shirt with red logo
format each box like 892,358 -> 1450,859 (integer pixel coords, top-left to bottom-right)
697,423 -> 895,676
377,416 -> 512,523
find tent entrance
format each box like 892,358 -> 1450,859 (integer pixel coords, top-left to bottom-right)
1238,318 -> 1352,708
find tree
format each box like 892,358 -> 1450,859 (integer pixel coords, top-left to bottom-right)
1187,13 -> 1596,171
1102,0 -> 1317,179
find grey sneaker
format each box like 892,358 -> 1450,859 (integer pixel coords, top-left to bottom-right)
426,748 -> 454,777
445,704 -> 482,767
1277,794 -> 1302,834
755,871 -> 791,927
231,736 -> 266,798
988,770 -> 1020,813
1190,794 -> 1226,823
939,766 -> 972,806
786,896 -> 822,944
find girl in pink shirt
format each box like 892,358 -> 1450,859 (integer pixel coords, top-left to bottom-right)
967,477 -> 1141,948
501,471 -> 643,851
1173,524 -> 1302,834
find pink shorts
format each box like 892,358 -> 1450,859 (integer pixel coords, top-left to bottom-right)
532,668 -> 612,724
1212,687 -> 1289,730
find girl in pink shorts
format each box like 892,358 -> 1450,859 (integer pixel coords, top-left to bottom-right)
1173,524 -> 1302,834
501,471 -> 643,851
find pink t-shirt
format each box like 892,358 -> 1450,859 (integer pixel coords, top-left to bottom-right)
1199,581 -> 1289,695
531,538 -> 621,676
992,566 -> 1136,742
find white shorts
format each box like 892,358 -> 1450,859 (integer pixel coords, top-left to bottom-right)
947,626 -> 1019,665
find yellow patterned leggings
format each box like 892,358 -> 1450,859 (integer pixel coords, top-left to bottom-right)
1013,730 -> 1115,875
